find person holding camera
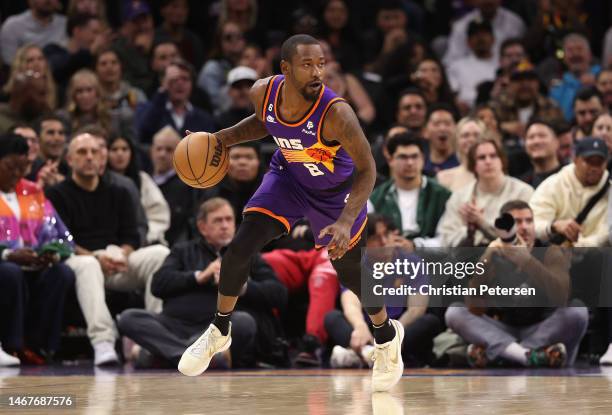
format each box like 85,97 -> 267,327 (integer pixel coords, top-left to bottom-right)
0,133 -> 75,365
445,200 -> 588,368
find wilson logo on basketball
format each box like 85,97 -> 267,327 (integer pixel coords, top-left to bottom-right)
210,141 -> 224,167
306,147 -> 333,162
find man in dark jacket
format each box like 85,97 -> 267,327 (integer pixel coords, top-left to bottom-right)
117,197 -> 287,368
137,59 -> 216,143
369,133 -> 450,248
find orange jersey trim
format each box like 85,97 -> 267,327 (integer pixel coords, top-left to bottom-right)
244,207 -> 290,233
261,75 -> 278,119
274,81 -> 325,127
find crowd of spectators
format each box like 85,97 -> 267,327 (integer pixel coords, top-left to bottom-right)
1,0 -> 612,370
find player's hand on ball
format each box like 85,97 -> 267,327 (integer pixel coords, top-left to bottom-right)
319,220 -> 352,260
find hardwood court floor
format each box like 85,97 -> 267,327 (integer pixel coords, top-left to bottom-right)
2,367 -> 612,414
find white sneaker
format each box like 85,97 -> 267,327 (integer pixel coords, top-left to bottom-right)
371,319 -> 404,393
93,341 -> 119,366
0,344 -> 19,366
330,345 -> 362,368
178,324 -> 231,376
600,343 -> 612,365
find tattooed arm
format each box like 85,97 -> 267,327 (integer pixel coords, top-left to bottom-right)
213,77 -> 271,147
318,101 -> 376,259
323,101 -> 376,225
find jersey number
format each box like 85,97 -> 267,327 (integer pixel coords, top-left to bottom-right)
304,163 -> 324,176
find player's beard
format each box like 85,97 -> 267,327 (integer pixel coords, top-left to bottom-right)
300,85 -> 320,102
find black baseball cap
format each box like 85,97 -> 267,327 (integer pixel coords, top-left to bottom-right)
575,136 -> 608,159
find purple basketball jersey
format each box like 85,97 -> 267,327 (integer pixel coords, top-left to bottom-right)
262,75 -> 354,190
244,75 -> 368,248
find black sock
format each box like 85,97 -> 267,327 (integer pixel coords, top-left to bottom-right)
372,317 -> 396,344
212,311 -> 232,336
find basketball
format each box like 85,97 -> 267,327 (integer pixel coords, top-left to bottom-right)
173,132 -> 228,189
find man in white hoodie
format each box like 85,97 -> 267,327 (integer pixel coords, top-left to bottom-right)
530,136 -> 609,247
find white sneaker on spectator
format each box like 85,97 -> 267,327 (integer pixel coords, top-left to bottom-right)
330,346 -> 362,368
600,343 -> 612,365
94,341 -> 119,366
0,343 -> 19,366
178,324 -> 231,376
371,319 -> 404,393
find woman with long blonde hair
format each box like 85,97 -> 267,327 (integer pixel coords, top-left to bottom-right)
4,44 -> 57,110
58,69 -> 111,135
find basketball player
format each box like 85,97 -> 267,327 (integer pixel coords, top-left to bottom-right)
178,35 -> 404,391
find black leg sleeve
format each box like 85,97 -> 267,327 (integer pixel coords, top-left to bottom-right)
218,212 -> 286,296
330,233 -> 383,315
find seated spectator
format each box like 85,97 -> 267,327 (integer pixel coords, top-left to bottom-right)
596,69 -> 612,114
197,21 -> 246,113
437,138 -> 533,247
3,44 -> 57,110
112,0 -> 155,92
200,143 -> 262,226
0,0 -> 68,65
410,57 -> 456,110
139,59 -> 216,144
81,125 -> 149,246
362,0 -> 410,74
95,49 -> 148,134
45,133 -> 169,314
239,43 -> 272,79
447,20 -> 499,111
571,86 -> 605,141
117,198 -> 287,368
0,133 -> 75,364
555,120 -> 574,166
473,103 -> 502,143
261,247 -> 338,366
44,13 -> 111,95
369,134 -> 450,248
324,214 -> 442,368
57,69 -> 133,139
11,124 -> 40,178
592,113 -> 612,171
437,117 -> 488,192
371,125 -> 409,184
530,137 -> 609,247
445,200 -> 588,368
394,88 -> 428,137
323,62 -> 376,128
150,126 -> 200,246
490,60 -> 563,139
443,0 -> 525,66
148,41 -> 180,97
107,135 -> 171,245
318,0 -> 363,72
216,66 -> 257,129
520,120 -> 563,189
28,115 -> 69,188
422,104 -> 459,176
550,34 -> 601,121
67,0 -> 108,24
154,0 -> 204,70
0,71 -> 52,134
